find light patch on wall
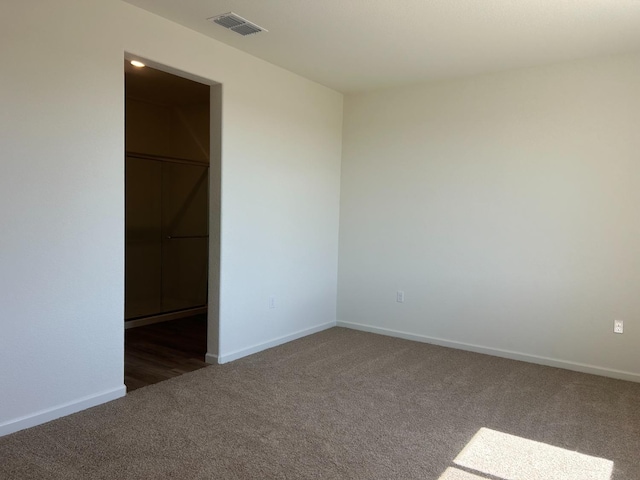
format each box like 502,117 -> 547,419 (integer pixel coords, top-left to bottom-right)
439,428 -> 613,480
130,60 -> 145,68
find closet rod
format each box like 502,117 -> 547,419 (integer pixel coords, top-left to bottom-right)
166,235 -> 209,240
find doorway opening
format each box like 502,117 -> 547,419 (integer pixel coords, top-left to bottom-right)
123,59 -> 220,391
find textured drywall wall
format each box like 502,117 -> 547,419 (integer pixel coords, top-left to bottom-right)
0,0 -> 342,434
338,53 -> 640,379
0,0 -> 126,434
118,3 -> 343,360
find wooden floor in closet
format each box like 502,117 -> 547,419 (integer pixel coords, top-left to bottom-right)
125,314 -> 208,392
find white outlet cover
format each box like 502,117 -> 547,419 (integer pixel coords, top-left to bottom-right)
614,320 -> 623,334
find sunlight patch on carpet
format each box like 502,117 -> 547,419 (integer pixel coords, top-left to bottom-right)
439,428 -> 613,480
439,467 -> 489,479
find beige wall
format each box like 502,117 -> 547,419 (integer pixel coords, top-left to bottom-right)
119,2 -> 344,363
0,0 -> 126,434
0,0 -> 343,435
338,52 -> 640,380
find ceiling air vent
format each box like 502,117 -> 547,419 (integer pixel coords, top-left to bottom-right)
208,12 -> 267,36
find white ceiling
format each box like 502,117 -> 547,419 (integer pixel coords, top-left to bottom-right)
124,0 -> 640,93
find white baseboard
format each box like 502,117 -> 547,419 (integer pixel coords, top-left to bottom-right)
0,386 -> 126,437
217,321 -> 337,364
337,321 -> 640,383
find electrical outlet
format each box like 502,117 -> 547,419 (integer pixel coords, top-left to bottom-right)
269,295 -> 276,309
614,319 -> 623,334
396,291 -> 405,303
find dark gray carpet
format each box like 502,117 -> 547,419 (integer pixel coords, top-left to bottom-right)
1,327 -> 639,479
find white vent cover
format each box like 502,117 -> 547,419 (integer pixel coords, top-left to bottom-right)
208,12 -> 267,36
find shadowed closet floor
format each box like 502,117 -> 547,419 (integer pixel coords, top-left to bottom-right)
125,315 -> 208,391
2,327 -> 639,479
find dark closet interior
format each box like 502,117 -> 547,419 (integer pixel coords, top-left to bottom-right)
124,61 -> 211,390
